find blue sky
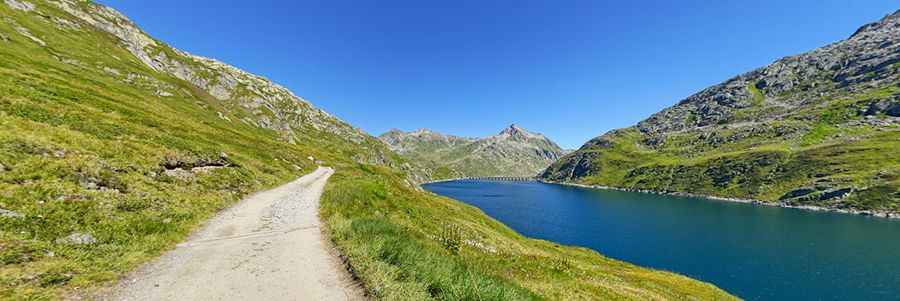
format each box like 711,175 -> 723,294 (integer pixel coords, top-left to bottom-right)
101,1 -> 897,149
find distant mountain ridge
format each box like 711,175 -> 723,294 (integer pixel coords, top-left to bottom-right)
542,10 -> 900,217
381,124 -> 564,179
380,128 -> 474,153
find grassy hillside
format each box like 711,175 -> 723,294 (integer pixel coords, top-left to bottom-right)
543,11 -> 900,216
0,1 -> 735,300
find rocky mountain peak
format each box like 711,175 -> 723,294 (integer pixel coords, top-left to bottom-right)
384,128 -> 404,135
411,128 -> 437,136
499,123 -> 524,136
495,124 -> 543,141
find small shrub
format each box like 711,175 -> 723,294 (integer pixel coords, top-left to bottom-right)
38,268 -> 73,287
550,257 -> 572,273
0,240 -> 41,265
438,223 -> 463,255
115,197 -> 153,212
801,123 -> 837,146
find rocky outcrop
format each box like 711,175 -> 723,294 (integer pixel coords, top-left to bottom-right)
381,124 -> 565,179
55,232 -> 97,245
780,184 -> 854,203
4,16 -> 46,46
0,208 -> 23,218
541,150 -> 599,181
4,0 -> 34,11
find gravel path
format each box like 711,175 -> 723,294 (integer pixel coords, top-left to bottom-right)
103,167 -> 365,301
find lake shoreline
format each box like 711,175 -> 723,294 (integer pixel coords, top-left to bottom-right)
421,178 -> 900,220
536,180 -> 900,220
421,178 -> 899,219
421,178 -> 468,185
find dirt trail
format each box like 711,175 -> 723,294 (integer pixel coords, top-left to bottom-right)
104,167 -> 364,301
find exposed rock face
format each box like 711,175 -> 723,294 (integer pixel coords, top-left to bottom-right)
543,10 -> 900,214
4,0 -> 34,11
381,124 -> 565,179
5,16 -> 46,46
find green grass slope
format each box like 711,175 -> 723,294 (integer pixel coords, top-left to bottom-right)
0,1 -> 735,300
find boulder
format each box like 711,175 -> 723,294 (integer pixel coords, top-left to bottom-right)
163,168 -> 193,180
780,188 -> 816,200
886,102 -> 900,117
56,232 -> 97,245
0,208 -> 23,218
819,188 -> 853,201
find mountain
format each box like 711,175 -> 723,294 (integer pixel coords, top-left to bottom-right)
379,128 -> 475,155
543,10 -> 900,216
380,124 -> 565,179
0,1 -> 733,299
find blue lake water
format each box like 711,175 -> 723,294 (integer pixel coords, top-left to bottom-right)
423,180 -> 900,301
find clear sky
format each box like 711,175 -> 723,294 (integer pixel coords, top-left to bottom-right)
100,0 -> 897,149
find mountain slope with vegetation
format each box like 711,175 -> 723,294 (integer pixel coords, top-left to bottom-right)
381,125 -> 565,179
543,10 -> 900,217
0,1 -> 734,300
